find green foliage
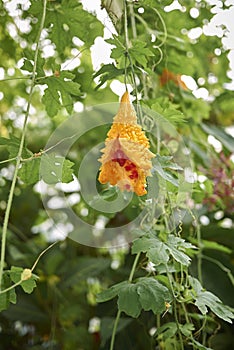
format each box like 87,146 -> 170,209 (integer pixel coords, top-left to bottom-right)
93,64 -> 126,89
201,123 -> 234,153
132,233 -> 196,266
151,99 -> 186,125
40,153 -> 74,184
41,71 -> 81,117
188,277 -> 234,323
0,275 -> 17,312
28,0 -> 103,52
0,267 -> 37,312
152,157 -> 180,187
97,277 -> 171,317
0,136 -> 31,159
9,267 -> 37,294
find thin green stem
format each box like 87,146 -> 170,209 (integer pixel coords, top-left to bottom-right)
0,241 -> 57,295
0,76 -> 31,82
0,0 -> 47,290
0,280 -> 22,294
109,252 -> 141,350
129,3 -> 137,39
166,266 -> 184,350
134,7 -> 167,48
151,7 -> 167,48
110,309 -> 121,350
129,252 -> 141,283
31,241 -> 57,272
196,224 -> 203,285
181,302 -> 195,350
156,126 -> 161,154
124,0 -> 129,50
123,0 -> 144,124
0,157 -> 17,165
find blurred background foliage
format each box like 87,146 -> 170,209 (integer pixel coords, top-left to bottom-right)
0,0 -> 234,349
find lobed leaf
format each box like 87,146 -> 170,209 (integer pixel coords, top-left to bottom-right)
40,153 -> 74,184
189,277 -> 234,323
9,266 -> 37,294
93,64 -> 125,89
136,277 -> 171,314
42,74 -> 80,117
132,233 -> 195,266
97,277 -> 171,318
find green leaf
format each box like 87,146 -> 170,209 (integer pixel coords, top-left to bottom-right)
42,86 -> 60,118
155,154 -> 183,171
0,136 -> 32,159
183,95 -> 211,123
189,277 -> 234,323
189,238 -> 232,254
93,64 -> 125,89
132,233 -> 195,266
97,277 -> 170,318
167,235 -> 195,266
21,278 -> 37,294
179,323 -> 195,337
18,158 -> 40,185
132,235 -> 169,266
96,281 -> 128,303
152,158 -> 179,187
136,277 -> 171,314
9,266 -> 37,294
21,58 -> 34,72
117,283 -> 141,318
42,73 -> 80,117
129,39 -> 154,68
154,322 -> 177,339
40,153 -> 74,184
30,0 -> 103,53
61,159 -> 74,183
107,36 -> 125,60
201,123 -> 234,152
0,275 -> 17,312
151,99 -> 186,126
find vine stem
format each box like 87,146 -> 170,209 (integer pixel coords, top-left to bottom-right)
166,266 -> 184,350
196,224 -> 203,285
0,0 -> 47,290
123,0 -> 143,124
0,241 -> 57,295
109,252 -> 141,350
109,309 -> 121,350
128,252 -> 141,283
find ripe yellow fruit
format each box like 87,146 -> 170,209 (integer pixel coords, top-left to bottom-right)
98,91 -> 155,196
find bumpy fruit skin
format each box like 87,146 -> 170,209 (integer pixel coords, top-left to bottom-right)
98,91 -> 155,196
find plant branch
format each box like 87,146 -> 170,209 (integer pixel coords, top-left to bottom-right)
129,3 -> 137,39
31,241 -> 57,272
196,224 -> 203,285
0,0 -> 48,290
110,309 -> 121,350
0,157 -> 17,165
